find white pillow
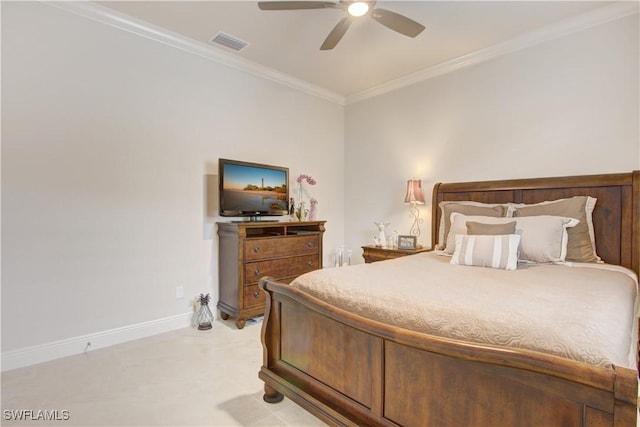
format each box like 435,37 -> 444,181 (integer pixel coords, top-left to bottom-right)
451,234 -> 520,270
447,213 -> 579,263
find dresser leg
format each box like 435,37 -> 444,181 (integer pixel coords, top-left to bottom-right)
235,318 -> 246,329
219,312 -> 230,320
263,385 -> 284,403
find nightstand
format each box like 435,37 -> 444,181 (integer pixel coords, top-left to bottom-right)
361,245 -> 430,263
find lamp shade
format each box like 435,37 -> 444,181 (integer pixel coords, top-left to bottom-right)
404,179 -> 425,204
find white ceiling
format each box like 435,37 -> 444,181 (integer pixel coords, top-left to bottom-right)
95,1 -> 631,100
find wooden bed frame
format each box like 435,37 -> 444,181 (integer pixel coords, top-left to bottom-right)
258,171 -> 640,426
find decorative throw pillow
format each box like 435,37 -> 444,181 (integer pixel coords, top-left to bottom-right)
466,221 -> 516,236
511,196 -> 599,263
437,202 -> 507,250
451,234 -> 520,270
445,214 -> 517,255
447,213 -> 579,263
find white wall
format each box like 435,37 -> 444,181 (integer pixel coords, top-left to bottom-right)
344,14 -> 639,255
1,2 -> 344,355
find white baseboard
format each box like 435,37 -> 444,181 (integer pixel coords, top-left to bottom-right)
1,312 -> 193,371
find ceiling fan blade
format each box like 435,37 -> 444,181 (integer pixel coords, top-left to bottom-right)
320,16 -> 352,50
258,1 -> 336,10
371,8 -> 425,38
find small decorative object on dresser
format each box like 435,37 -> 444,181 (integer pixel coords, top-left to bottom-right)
397,234 -> 417,250
362,244 -> 429,263
295,174 -> 317,221
308,198 -> 318,220
373,221 -> 390,246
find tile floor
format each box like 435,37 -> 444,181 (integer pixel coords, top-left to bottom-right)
1,318 -> 326,426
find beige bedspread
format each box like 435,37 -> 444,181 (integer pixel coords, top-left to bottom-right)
290,252 -> 639,369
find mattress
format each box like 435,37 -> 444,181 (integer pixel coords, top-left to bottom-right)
290,252 -> 639,369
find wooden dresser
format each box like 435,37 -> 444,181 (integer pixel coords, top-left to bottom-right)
217,220 -> 325,329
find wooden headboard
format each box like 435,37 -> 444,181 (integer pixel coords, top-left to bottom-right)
431,171 -> 640,276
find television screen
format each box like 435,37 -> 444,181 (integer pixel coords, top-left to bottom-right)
219,159 -> 289,218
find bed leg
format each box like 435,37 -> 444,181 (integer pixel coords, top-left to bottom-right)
263,384 -> 284,403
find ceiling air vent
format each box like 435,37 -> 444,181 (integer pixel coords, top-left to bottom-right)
210,32 -> 249,52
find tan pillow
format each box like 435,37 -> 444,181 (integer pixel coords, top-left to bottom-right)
438,202 -> 507,250
445,214 -> 514,255
466,221 -> 516,235
448,213 -> 579,263
451,234 -> 520,270
512,196 -> 599,263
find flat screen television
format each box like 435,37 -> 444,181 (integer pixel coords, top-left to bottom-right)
218,158 -> 289,219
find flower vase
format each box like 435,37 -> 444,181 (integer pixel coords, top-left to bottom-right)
295,202 -> 307,221
295,210 -> 307,221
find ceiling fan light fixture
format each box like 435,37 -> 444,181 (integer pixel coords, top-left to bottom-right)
257,1 -> 425,50
347,2 -> 369,17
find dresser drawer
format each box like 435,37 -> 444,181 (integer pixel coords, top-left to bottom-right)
244,235 -> 319,261
242,275 -> 298,309
243,285 -> 265,309
244,254 -> 319,285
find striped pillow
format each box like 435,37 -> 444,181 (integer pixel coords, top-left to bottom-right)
451,234 -> 520,270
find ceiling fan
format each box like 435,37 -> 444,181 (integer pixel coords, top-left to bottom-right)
257,1 -> 426,50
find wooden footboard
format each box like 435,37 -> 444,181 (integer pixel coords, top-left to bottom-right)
259,277 -> 638,427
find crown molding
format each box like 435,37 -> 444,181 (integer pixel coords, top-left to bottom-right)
45,1 -> 346,105
346,1 -> 639,105
45,1 -> 637,107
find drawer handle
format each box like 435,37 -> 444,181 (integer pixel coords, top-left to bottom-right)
307,261 -> 313,267
254,269 -> 260,276
253,247 -> 261,253
307,242 -> 313,247
253,291 -> 260,298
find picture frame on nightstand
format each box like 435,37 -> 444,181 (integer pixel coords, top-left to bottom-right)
397,235 -> 417,250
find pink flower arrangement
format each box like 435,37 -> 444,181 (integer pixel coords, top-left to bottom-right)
296,174 -> 316,186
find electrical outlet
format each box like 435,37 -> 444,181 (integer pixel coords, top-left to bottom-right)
176,286 -> 184,299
